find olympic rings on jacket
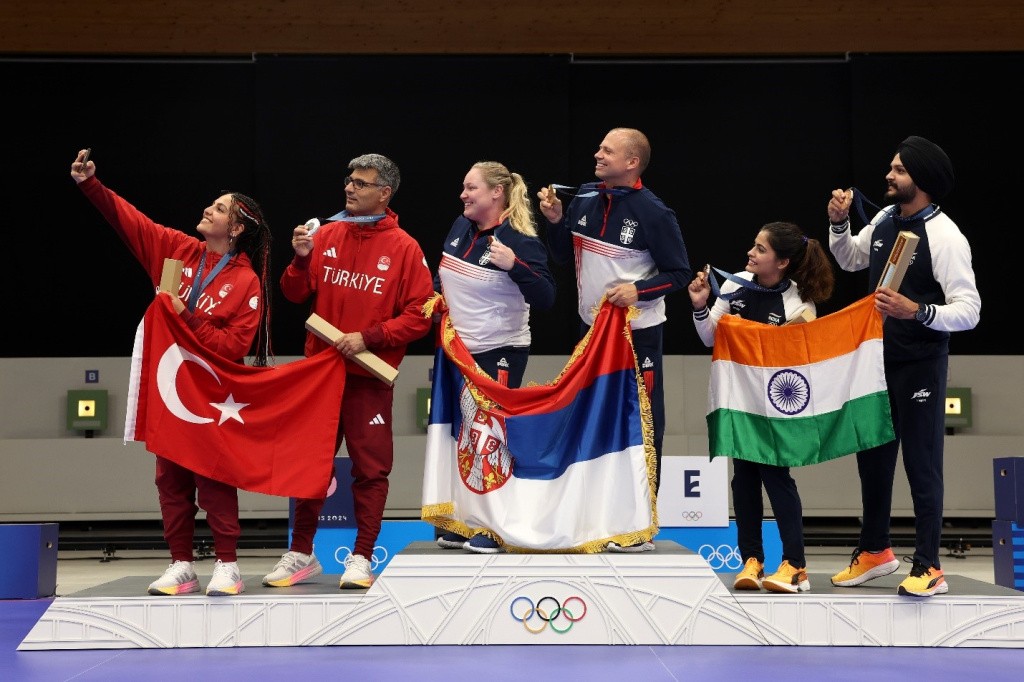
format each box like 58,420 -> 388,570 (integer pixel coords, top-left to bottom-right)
509,596 -> 587,634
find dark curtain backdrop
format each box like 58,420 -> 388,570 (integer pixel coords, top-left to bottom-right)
4,53 -> 1015,358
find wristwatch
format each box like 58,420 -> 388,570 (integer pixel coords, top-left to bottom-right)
914,303 -> 929,323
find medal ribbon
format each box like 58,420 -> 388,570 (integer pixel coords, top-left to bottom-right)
849,187 -> 936,225
549,183 -> 632,198
326,209 -> 387,222
706,266 -> 791,301
186,250 -> 235,312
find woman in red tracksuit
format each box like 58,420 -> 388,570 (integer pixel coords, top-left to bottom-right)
71,148 -> 273,597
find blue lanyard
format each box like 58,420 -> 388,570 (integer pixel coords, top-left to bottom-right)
186,250 -> 234,312
851,187 -> 937,225
326,209 -> 387,223
550,183 -> 632,198
707,267 -> 790,301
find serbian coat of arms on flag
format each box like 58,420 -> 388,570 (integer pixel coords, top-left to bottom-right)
422,298 -> 658,553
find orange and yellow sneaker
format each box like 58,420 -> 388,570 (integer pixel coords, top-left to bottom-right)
830,548 -> 899,587
763,560 -> 810,593
897,561 -> 948,597
733,557 -> 764,590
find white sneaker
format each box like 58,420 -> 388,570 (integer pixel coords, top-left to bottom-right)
206,560 -> 244,596
262,551 -> 324,587
607,540 -> 656,553
339,554 -> 374,589
464,533 -> 504,554
436,532 -> 469,549
148,560 -> 200,596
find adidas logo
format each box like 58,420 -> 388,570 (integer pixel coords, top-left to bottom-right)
369,413 -> 385,425
578,215 -> 588,227
323,247 -> 337,258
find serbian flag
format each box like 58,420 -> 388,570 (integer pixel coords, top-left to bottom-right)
421,299 -> 657,553
707,294 -> 895,467
125,295 -> 345,498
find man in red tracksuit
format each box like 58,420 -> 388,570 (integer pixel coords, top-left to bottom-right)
264,153 -> 434,589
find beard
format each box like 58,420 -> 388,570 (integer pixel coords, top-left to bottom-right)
883,182 -> 917,205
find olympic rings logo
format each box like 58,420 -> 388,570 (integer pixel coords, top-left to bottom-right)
678,511 -> 703,521
334,545 -> 388,570
510,596 -> 587,634
698,543 -> 743,570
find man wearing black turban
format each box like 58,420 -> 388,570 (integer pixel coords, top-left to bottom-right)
896,135 -> 955,202
824,136 -> 981,598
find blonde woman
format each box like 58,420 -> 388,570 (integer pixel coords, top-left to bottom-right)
434,161 -> 556,553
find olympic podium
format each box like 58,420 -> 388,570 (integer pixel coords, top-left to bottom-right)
18,540 -> 1024,650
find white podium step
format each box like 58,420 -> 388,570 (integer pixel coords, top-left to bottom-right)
19,541 -> 1024,649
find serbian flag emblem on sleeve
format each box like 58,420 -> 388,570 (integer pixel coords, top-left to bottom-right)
421,299 -> 657,553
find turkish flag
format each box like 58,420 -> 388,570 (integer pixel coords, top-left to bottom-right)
125,295 -> 345,499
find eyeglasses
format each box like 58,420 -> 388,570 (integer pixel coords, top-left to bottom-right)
344,175 -> 385,191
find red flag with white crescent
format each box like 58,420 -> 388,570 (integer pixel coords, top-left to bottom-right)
126,295 -> 345,499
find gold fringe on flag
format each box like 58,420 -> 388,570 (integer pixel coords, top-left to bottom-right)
423,297 -> 659,553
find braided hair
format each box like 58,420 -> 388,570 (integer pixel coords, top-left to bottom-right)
227,191 -> 274,367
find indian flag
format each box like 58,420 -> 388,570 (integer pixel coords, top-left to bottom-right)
707,294 -> 895,467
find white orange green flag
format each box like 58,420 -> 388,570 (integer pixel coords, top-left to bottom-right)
707,294 -> 895,466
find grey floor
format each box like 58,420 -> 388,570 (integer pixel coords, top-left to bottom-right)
4,540 -> 1024,682
51,540 -> 999,596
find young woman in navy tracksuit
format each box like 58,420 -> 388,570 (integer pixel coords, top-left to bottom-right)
689,221 -> 834,593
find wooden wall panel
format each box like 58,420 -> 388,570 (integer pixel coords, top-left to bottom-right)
1,1 -> 1022,56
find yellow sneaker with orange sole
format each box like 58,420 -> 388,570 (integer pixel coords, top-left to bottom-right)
897,561 -> 948,597
763,560 -> 810,593
830,548 -> 899,587
733,557 -> 764,590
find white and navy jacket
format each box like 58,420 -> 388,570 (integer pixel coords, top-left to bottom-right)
829,205 -> 980,362
548,182 -> 692,329
435,216 -> 555,354
692,272 -> 813,347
